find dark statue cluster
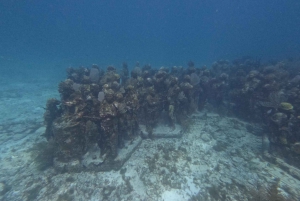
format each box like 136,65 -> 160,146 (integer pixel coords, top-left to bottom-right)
44,58 -> 300,169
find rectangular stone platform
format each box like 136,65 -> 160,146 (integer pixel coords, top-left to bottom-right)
53,124 -> 184,172
53,136 -> 142,172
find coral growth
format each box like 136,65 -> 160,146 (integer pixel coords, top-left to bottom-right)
43,62 -> 208,163
42,57 -> 300,170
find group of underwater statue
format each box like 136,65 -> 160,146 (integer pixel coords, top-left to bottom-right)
44,58 -> 300,169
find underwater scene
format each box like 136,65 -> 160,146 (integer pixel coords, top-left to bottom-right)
1,1 -> 300,201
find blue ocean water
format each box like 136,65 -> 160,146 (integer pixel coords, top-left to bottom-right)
1,1 -> 300,200
1,0 -> 300,73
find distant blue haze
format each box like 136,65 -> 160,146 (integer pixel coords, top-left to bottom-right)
1,0 -> 300,75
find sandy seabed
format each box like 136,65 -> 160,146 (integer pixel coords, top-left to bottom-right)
0,76 -> 300,201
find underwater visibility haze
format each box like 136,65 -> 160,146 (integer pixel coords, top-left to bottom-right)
1,0 -> 300,71
0,0 -> 300,200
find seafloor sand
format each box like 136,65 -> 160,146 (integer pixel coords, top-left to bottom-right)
0,77 -> 300,201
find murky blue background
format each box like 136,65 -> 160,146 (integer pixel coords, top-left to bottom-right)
1,0 -> 300,75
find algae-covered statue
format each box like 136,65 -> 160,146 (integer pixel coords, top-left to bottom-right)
44,63 -> 199,171
43,59 -> 300,171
